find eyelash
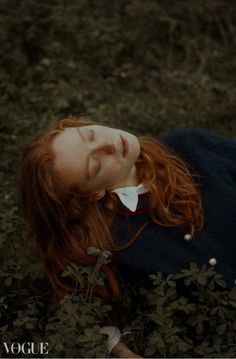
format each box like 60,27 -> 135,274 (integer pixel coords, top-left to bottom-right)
89,129 -> 95,142
91,155 -> 100,177
95,158 -> 101,173
88,130 -> 101,175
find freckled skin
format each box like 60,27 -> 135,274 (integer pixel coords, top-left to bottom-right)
52,125 -> 141,195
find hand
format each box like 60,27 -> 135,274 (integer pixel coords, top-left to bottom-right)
111,341 -> 143,358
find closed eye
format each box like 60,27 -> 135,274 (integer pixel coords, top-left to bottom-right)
94,157 -> 101,175
88,129 -> 95,142
90,154 -> 101,177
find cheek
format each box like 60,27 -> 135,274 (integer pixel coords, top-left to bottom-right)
103,161 -> 122,178
105,167 -> 117,177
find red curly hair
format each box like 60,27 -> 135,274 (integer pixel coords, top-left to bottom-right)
18,117 -> 204,316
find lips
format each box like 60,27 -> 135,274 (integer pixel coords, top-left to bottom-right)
120,135 -> 129,157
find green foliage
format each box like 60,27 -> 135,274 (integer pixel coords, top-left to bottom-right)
1,246 -> 236,357
1,0 -> 236,357
44,248 -> 112,357
0,249 -> 113,358
119,268 -> 236,357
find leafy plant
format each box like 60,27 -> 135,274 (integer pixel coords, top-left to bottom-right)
119,267 -> 236,357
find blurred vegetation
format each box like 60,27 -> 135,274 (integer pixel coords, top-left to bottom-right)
1,0 -> 236,357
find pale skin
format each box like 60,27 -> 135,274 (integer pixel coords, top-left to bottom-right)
52,124 -> 143,358
111,341 -> 143,358
52,124 -> 141,197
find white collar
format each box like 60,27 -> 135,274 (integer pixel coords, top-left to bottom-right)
110,183 -> 149,212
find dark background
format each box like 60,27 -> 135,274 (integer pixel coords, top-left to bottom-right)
0,0 -> 236,357
1,0 -> 236,208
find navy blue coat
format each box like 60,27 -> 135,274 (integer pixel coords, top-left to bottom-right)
112,128 -> 236,288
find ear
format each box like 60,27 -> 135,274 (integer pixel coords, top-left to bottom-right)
89,190 -> 106,202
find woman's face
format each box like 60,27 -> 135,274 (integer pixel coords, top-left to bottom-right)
52,125 -> 141,194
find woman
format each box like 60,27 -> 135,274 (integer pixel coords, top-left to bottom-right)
19,117 -> 236,357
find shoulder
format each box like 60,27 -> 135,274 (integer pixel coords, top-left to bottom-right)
159,127 -> 236,157
156,128 -> 236,187
160,127 -> 223,144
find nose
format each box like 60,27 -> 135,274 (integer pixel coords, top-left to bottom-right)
93,141 -> 114,155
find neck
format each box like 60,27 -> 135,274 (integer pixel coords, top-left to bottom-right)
108,164 -> 140,190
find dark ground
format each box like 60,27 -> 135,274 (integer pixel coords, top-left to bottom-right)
1,0 -> 236,197
0,0 -> 236,357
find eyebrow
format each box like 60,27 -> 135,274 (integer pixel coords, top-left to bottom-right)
76,127 -> 90,180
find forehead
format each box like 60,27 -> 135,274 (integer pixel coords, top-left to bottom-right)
52,127 -> 86,187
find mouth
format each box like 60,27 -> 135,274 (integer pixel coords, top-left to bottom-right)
120,135 -> 129,157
